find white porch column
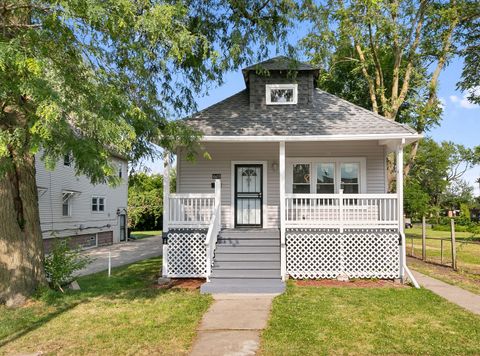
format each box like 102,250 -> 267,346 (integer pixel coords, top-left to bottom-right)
279,141 -> 286,280
162,151 -> 170,277
396,140 -> 406,280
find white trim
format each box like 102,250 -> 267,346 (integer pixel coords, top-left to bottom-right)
266,84 -> 298,105
201,133 -> 423,143
286,157 -> 367,194
230,161 -> 268,229
279,142 -> 286,280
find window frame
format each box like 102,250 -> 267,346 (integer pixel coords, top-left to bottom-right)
286,157 -> 367,194
265,84 -> 298,105
292,163 -> 311,194
92,196 -> 106,213
63,154 -> 71,166
62,198 -> 71,217
118,163 -> 123,179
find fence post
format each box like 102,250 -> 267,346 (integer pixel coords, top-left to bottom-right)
450,219 -> 457,270
441,239 -> 444,265
422,216 -> 426,261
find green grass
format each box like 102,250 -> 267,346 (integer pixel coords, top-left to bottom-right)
0,258 -> 211,356
129,230 -> 162,239
259,283 -> 480,356
405,227 -> 480,274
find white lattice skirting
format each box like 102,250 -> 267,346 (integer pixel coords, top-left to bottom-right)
286,230 -> 400,279
167,229 -> 206,277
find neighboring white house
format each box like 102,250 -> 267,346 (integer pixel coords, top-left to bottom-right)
35,152 -> 128,253
161,56 -> 422,294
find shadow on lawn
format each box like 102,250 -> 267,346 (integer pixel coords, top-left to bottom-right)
0,257 -> 173,347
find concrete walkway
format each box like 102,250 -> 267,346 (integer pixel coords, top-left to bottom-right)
76,235 -> 163,276
190,294 -> 276,356
412,270 -> 480,315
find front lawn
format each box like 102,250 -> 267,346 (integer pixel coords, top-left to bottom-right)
0,258 -> 211,355
259,283 -> 480,355
129,230 -> 162,239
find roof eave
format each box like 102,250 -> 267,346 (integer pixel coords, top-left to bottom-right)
200,133 -> 423,144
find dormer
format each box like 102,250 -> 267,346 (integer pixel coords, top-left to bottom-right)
242,56 -> 319,110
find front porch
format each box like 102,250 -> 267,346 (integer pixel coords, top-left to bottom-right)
161,138 -> 410,286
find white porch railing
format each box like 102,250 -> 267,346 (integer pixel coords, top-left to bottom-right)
169,193 -> 215,228
285,192 -> 398,231
205,179 -> 221,281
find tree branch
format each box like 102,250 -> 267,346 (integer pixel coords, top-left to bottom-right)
355,43 -> 379,113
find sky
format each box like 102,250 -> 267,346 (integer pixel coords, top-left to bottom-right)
143,24 -> 480,197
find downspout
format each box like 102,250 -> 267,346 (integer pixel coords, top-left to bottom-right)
401,231 -> 420,289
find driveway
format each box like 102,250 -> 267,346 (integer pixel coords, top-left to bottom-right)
76,235 -> 163,276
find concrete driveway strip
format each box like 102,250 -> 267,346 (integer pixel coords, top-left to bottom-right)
76,235 -> 163,276
190,293 -> 277,356
412,270 -> 480,315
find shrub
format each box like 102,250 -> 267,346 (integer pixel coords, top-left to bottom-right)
44,239 -> 91,292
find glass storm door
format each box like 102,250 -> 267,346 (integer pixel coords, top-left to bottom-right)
235,165 -> 263,227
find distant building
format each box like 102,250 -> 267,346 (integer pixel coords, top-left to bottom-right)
35,153 -> 128,252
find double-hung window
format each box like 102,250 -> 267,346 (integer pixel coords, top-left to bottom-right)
92,196 -> 105,212
340,163 -> 360,194
292,163 -> 311,193
316,163 -> 335,193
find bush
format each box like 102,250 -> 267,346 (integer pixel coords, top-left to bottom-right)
44,239 -> 91,292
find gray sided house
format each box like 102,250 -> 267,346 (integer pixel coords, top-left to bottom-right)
36,152 -> 128,253
161,56 -> 421,293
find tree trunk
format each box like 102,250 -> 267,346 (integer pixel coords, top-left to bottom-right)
0,153 -> 46,307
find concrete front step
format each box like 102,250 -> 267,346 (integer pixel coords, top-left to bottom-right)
200,278 -> 285,294
215,253 -> 280,262
214,261 -> 280,269
215,246 -> 279,254
217,238 -> 280,246
211,269 -> 280,279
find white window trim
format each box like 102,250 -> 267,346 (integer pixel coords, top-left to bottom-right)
266,84 -> 298,105
92,196 -> 106,213
286,157 -> 367,194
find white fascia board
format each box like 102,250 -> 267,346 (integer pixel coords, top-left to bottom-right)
201,133 -> 423,143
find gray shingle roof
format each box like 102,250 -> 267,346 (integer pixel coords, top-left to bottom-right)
242,56 -> 318,72
184,89 -> 418,137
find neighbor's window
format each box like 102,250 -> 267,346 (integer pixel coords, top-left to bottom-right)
63,154 -> 71,166
266,84 -> 298,105
62,199 -> 71,216
340,163 -> 359,194
92,196 -> 105,212
118,163 -> 123,178
316,163 -> 335,193
292,163 -> 310,193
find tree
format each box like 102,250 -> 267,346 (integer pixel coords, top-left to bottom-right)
406,138 -> 479,217
457,4 -> 480,104
300,0 -> 479,178
0,0 -> 296,305
128,171 -> 176,231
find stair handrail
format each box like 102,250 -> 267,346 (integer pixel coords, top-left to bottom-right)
205,179 -> 221,282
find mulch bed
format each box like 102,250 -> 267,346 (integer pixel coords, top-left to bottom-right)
295,279 -> 406,288
155,278 -> 205,290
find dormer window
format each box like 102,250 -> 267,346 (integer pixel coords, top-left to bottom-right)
266,84 -> 298,105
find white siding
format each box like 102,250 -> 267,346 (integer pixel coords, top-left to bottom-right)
35,153 -> 128,243
178,141 -> 387,229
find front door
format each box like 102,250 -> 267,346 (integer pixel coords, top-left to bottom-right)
235,165 -> 263,227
